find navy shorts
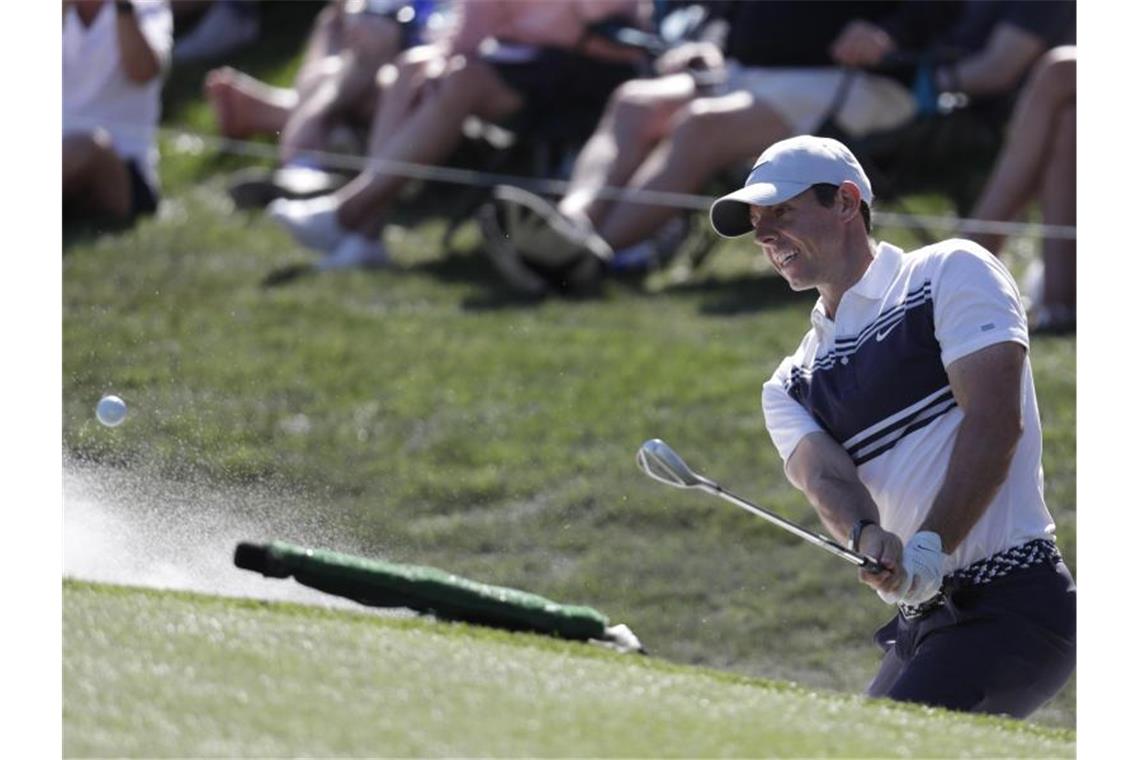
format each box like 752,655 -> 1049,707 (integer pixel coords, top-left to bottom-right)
126,160 -> 159,218
866,558 -> 1076,718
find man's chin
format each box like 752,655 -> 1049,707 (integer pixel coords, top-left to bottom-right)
781,276 -> 814,293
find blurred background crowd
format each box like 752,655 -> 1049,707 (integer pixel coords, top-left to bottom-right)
63,0 -> 1076,332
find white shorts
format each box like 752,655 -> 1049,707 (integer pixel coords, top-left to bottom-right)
717,64 -> 916,138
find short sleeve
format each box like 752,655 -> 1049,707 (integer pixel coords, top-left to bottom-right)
932,242 -> 1029,368
762,358 -> 825,466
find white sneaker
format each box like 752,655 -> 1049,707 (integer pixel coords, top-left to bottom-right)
267,196 -> 348,253
316,234 -> 390,271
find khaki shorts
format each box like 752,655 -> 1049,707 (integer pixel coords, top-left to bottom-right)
717,63 -> 916,138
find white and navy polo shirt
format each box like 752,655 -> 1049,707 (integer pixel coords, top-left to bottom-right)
762,239 -> 1056,572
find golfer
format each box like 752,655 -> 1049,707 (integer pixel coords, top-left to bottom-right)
708,136 -> 1075,717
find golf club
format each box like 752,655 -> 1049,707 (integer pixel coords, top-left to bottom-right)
637,438 -> 884,573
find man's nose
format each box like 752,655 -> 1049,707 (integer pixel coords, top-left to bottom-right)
752,222 -> 777,246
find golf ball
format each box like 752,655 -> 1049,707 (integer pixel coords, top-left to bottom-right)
96,394 -> 128,427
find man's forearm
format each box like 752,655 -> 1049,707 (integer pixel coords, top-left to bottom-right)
919,410 -> 1021,553
937,24 -> 1046,97
115,2 -> 163,83
802,471 -> 882,545
788,433 -> 881,544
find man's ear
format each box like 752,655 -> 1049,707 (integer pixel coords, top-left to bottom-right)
836,181 -> 863,223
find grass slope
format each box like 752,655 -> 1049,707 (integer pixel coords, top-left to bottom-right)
62,5 -> 1077,746
62,182 -> 1076,730
64,581 -> 1074,758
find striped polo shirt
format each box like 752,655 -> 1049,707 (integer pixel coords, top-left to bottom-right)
762,240 -> 1056,571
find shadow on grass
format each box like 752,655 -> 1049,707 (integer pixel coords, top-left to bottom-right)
260,262 -> 318,288
411,247 -> 553,311
255,238 -> 545,308
663,272 -> 817,316
63,215 -> 144,251
401,236 -> 816,316
233,168 -> 812,314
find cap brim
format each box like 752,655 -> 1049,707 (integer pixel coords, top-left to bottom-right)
708,181 -> 812,238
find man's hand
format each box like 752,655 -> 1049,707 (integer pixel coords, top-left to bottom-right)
869,531 -> 946,605
856,524 -> 907,598
829,20 -> 895,68
654,41 -> 724,76
113,0 -> 165,83
900,531 -> 945,604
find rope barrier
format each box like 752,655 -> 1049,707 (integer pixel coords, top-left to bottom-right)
160,123 -> 1077,241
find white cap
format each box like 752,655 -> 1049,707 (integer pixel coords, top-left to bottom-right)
709,135 -> 874,238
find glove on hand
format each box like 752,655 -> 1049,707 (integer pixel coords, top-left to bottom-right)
876,531 -> 945,606
899,531 -> 945,604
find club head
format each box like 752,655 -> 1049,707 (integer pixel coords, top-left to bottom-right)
636,439 -> 708,489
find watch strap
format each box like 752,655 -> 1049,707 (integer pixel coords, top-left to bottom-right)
848,519 -> 877,552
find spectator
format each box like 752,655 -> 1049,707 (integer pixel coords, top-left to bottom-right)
63,0 -> 173,223
968,47 -> 1076,334
487,1 -> 916,292
205,1 -> 427,170
267,0 -> 651,271
483,0 -> 1074,295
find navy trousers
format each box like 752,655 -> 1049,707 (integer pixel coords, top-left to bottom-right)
866,561 -> 1076,718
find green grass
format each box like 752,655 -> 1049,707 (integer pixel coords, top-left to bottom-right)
62,10 -> 1077,752
64,581 -> 1074,758
62,180 -> 1076,726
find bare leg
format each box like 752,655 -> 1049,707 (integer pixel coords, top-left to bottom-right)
63,131 -> 132,219
294,2 -> 349,98
1039,103 -> 1076,311
204,67 -> 299,139
596,92 -> 793,250
558,74 -> 697,227
969,47 -> 1077,254
202,3 -> 347,143
279,13 -> 402,163
335,57 -> 524,236
360,46 -> 450,158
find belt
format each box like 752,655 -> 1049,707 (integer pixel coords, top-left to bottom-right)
898,538 -> 1064,621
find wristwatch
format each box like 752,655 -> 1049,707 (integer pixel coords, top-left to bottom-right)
848,519 -> 877,552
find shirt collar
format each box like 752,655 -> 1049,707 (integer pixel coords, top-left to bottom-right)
849,241 -> 903,300
809,241 -> 904,330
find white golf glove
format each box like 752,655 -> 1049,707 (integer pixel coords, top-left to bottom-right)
876,531 -> 945,606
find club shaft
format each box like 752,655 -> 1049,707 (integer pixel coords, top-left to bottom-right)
700,482 -> 882,571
